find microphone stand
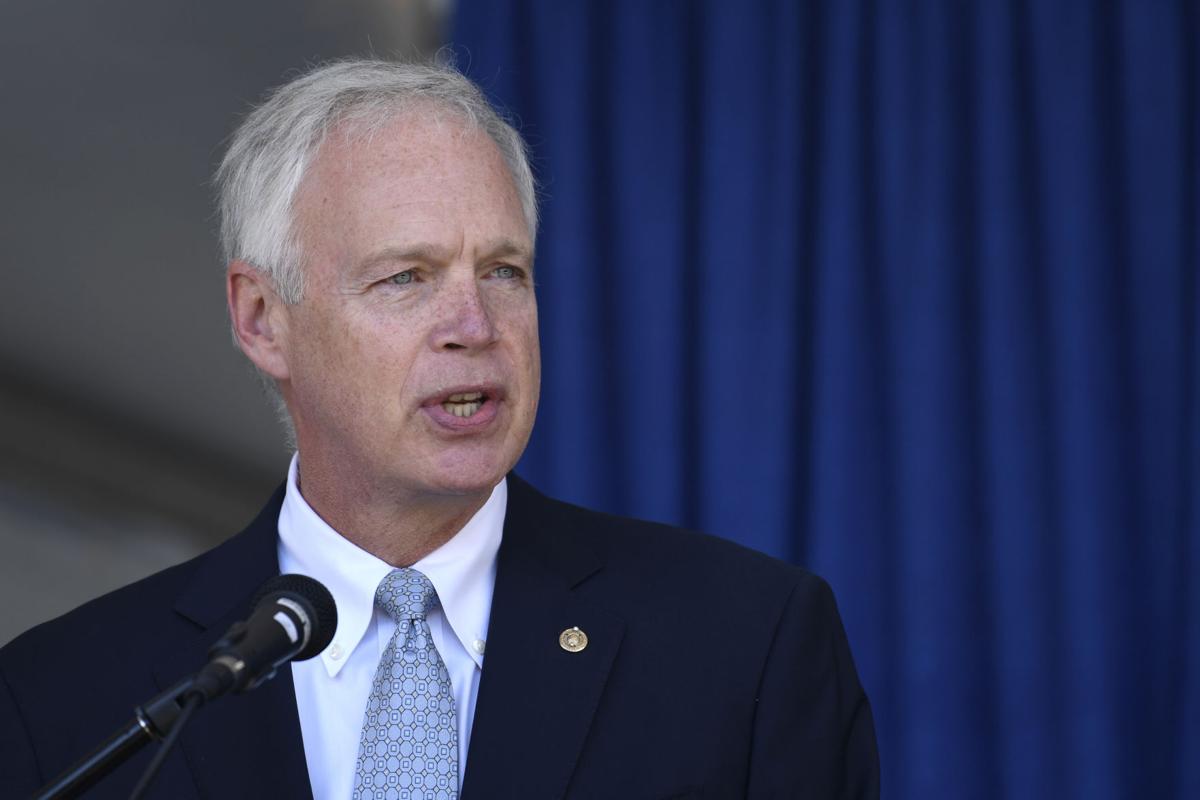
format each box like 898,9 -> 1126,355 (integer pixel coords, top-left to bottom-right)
31,677 -> 200,800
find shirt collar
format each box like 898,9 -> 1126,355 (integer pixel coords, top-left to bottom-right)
276,453 -> 504,677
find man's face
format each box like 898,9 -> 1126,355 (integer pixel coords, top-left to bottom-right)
276,112 -> 539,501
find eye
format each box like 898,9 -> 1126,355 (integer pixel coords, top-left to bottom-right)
490,265 -> 521,280
387,269 -> 416,286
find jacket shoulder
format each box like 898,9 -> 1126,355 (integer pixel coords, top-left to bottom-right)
508,475 -> 831,620
2,545 -> 204,668
0,490 -> 285,796
0,485 -> 282,670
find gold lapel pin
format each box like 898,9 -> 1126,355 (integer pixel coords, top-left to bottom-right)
559,626 -> 588,653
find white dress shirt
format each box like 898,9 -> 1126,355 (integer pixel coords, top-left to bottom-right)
276,454 -> 504,800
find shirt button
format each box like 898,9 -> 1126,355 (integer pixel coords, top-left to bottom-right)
473,639 -> 486,655
328,643 -> 345,660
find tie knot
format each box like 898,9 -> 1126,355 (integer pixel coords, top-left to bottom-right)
375,568 -> 440,622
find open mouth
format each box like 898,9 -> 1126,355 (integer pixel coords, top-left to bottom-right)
442,391 -> 487,418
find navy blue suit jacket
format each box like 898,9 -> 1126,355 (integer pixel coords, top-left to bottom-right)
0,475 -> 879,798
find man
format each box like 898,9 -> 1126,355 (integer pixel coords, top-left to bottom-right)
0,59 -> 878,799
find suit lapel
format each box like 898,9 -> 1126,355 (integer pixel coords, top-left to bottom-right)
151,486 -> 314,800
462,477 -> 625,799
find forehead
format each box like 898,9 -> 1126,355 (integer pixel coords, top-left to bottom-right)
290,109 -> 530,270
301,110 -> 520,216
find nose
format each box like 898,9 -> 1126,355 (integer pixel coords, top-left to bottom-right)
430,275 -> 498,351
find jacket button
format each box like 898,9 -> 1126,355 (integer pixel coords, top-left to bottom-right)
559,627 -> 588,653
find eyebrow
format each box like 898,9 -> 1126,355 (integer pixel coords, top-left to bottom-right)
356,244 -> 449,273
356,238 -> 533,273
480,238 -> 534,263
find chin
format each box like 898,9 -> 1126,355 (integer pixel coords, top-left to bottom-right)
404,431 -> 527,499
419,457 -> 512,498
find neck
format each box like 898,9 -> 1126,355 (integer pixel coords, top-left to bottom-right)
295,462 -> 492,567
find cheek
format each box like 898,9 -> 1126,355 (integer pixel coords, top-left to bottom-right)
296,310 -> 418,409
503,306 -> 540,370
521,306 -> 541,373
291,331 -> 360,420
526,330 -> 541,381
517,317 -> 541,404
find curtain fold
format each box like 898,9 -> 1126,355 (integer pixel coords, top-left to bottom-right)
454,2 -> 1199,797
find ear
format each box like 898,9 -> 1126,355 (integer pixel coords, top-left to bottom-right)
227,260 -> 292,381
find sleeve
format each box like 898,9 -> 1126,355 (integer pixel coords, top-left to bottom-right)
744,575 -> 880,799
0,659 -> 43,798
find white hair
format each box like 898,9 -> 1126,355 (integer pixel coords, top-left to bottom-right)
214,58 -> 538,443
215,57 -> 538,304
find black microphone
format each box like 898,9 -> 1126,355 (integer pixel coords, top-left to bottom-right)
191,574 -> 338,701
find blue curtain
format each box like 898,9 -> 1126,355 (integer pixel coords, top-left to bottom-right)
453,2 -> 1199,798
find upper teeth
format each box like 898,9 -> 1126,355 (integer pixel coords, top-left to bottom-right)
443,391 -> 485,418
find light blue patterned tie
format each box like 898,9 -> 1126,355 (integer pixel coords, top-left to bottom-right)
353,568 -> 459,800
